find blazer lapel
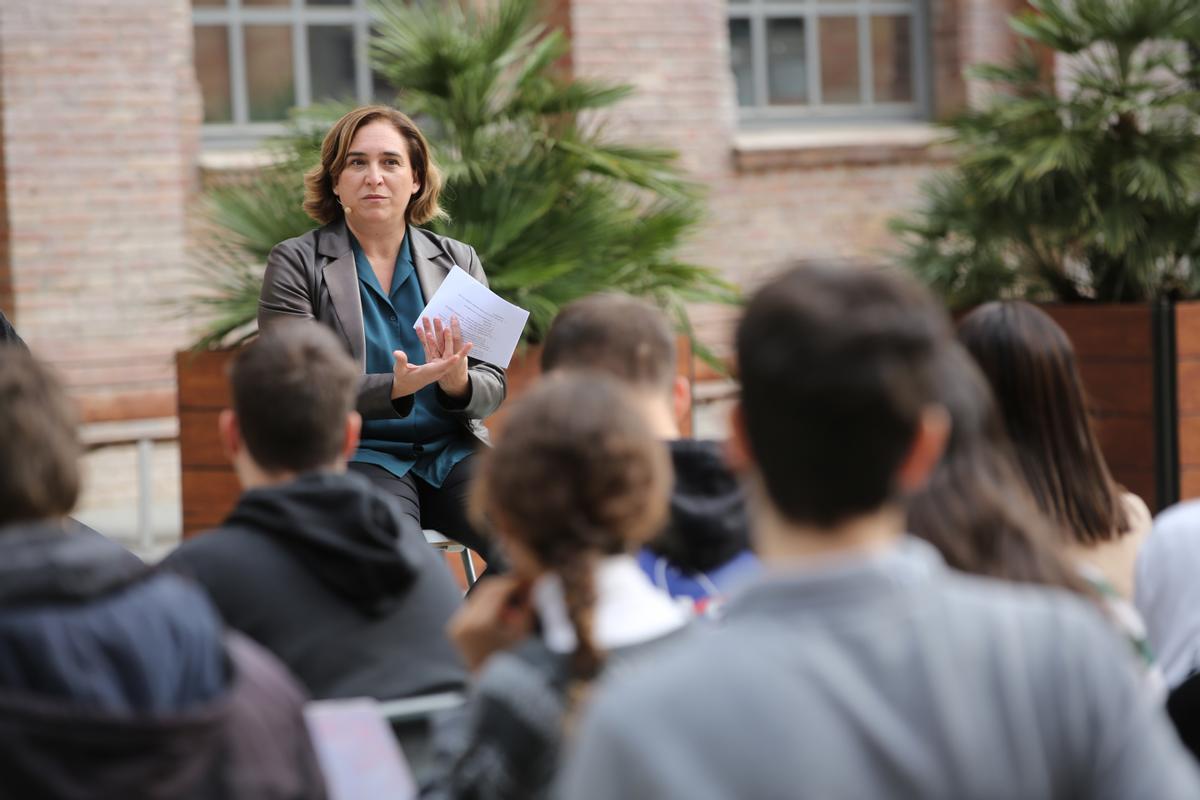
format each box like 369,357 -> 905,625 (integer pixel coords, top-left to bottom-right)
317,220 -> 367,367
410,227 -> 455,302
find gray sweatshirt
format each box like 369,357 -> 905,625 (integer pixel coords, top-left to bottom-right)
559,537 -> 1200,800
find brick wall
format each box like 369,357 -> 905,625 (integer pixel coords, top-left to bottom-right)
561,0 -> 1005,357
0,0 -> 200,421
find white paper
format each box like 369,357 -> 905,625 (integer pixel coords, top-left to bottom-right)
414,266 -> 529,369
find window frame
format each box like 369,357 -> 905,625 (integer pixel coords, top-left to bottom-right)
193,0 -> 377,148
727,0 -> 932,126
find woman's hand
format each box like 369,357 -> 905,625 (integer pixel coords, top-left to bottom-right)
390,338 -> 472,400
418,316 -> 472,399
448,576 -> 534,673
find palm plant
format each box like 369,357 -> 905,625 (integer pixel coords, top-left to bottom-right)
187,0 -> 735,355
892,0 -> 1200,309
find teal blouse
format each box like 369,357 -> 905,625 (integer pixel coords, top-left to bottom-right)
349,231 -> 475,488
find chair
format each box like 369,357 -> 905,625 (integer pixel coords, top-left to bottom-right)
423,530 -> 479,589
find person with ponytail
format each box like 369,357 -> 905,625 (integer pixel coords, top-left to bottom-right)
424,372 -> 691,800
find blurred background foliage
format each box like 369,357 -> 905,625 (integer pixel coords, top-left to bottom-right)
892,0 -> 1200,309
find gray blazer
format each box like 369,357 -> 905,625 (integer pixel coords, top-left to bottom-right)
258,219 -> 505,445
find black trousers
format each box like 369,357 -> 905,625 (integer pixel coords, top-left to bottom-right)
348,456 -> 504,571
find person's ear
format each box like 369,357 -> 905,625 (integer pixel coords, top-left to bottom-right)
218,409 -> 242,464
672,375 -> 692,430
895,405 -> 951,493
724,401 -> 754,474
341,412 -> 363,462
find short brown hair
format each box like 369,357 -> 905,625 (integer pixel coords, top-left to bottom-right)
0,346 -> 81,527
541,293 -> 677,391
231,322 -> 359,473
473,373 -> 671,679
303,105 -> 444,226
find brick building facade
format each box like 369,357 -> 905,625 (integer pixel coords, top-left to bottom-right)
0,0 -> 1026,416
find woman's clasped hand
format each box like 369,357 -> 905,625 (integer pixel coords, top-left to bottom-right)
390,315 -> 473,400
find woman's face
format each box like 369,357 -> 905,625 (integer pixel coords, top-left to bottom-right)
333,120 -> 421,228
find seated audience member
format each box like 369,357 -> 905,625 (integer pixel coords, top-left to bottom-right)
558,264 -> 1200,799
908,342 -> 1090,593
425,373 -> 690,800
0,308 -> 24,348
1137,501 -> 1200,757
958,301 -> 1151,601
541,293 -> 758,608
0,345 -> 324,799
165,322 -> 466,701
959,302 -> 1159,682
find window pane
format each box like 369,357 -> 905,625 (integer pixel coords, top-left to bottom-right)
309,26 -> 357,103
766,18 -> 806,106
728,19 -> 753,108
194,26 -> 232,123
819,17 -> 860,104
872,15 -> 913,103
245,26 -> 295,122
244,0 -> 289,6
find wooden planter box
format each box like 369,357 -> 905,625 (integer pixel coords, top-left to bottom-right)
177,338 -> 694,539
177,349 -> 242,537
1039,301 -> 1200,512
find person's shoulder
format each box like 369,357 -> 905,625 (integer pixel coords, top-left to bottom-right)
589,622 -> 736,708
267,224 -> 328,264
162,524 -> 271,577
935,570 -> 1126,664
412,227 -> 478,264
471,642 -> 572,731
1149,497 -> 1200,535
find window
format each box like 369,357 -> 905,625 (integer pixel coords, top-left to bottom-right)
193,0 -> 392,146
728,0 -> 929,124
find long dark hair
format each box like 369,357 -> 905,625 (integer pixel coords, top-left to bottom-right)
957,301 -> 1128,545
908,344 -> 1089,593
472,373 -> 671,683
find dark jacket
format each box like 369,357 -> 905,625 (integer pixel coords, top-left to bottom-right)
646,439 -> 753,573
164,470 -> 467,701
0,523 -> 325,800
636,440 -> 759,605
259,220 -> 505,441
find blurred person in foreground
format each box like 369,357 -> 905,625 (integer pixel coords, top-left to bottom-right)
540,293 -> 758,611
558,264 -> 1200,799
959,302 -> 1158,676
0,344 -> 325,800
1137,501 -> 1200,760
423,373 -> 690,800
958,301 -> 1151,599
165,321 -> 465,701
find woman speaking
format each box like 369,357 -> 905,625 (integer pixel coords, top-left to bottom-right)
258,105 -> 505,563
